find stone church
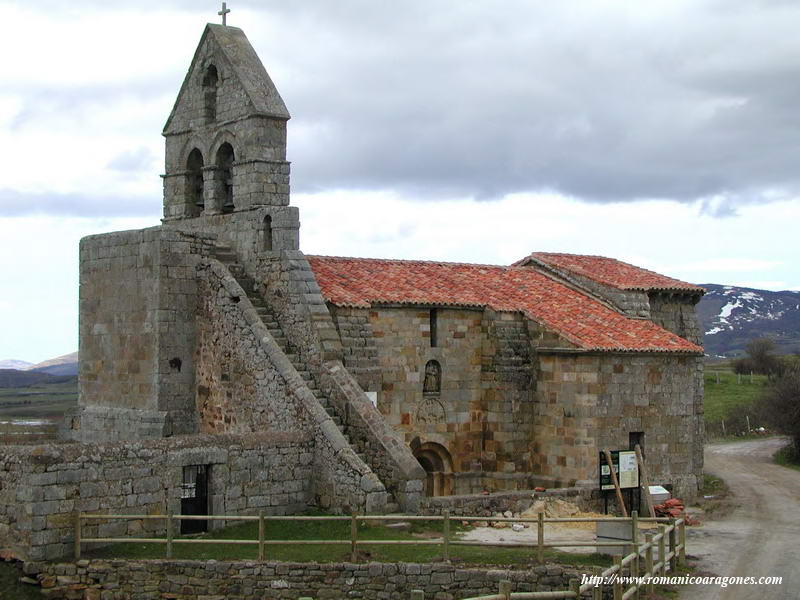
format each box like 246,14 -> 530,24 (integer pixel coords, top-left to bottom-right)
0,21 -> 705,563
70,20 -> 706,501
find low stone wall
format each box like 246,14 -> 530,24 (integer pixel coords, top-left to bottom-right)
422,488 -> 601,517
0,433 -> 313,564
34,559 -> 587,600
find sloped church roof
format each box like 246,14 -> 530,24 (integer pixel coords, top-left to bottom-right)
307,255 -> 703,354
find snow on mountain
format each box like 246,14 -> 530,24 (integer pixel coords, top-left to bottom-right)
697,284 -> 800,357
0,359 -> 34,370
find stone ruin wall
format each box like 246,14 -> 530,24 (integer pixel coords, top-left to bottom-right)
534,352 -> 703,500
194,261 -> 305,434
0,433 -> 313,564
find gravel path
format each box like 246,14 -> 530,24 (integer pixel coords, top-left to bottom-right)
680,437 -> 799,599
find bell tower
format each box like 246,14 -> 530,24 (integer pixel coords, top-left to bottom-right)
161,24 -> 292,220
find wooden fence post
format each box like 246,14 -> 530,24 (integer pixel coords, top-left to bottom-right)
73,512 -> 81,561
631,511 -> 640,599
613,555 -> 623,600
658,525 -> 666,576
645,533 -> 654,596
591,566 -> 602,600
569,578 -> 580,598
499,580 -> 512,600
350,512 -> 358,563
258,511 -> 265,561
678,520 -> 686,565
443,509 -> 450,561
537,512 -> 544,563
166,511 -> 173,559
668,519 -> 677,572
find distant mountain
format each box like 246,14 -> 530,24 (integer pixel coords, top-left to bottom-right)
25,352 -> 78,376
0,359 -> 33,370
697,284 -> 800,357
0,352 -> 79,387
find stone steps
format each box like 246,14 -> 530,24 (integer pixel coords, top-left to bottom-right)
213,244 -> 397,507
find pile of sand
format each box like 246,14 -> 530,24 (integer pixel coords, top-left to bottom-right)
520,498 -> 607,531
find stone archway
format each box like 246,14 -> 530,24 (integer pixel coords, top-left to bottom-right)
413,442 -> 454,497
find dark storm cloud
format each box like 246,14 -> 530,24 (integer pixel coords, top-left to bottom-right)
253,1 -> 800,206
17,0 -> 800,209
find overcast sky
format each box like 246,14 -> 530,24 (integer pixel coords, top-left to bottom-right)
1,0 -> 799,362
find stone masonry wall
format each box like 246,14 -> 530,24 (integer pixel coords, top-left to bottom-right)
194,258 -> 389,514
74,227 -> 214,442
0,433 -> 312,563
534,352 -> 703,500
34,559 -> 586,600
593,354 -> 704,500
194,262 -> 304,434
253,252 -> 423,512
648,292 -> 704,346
476,309 -> 535,493
77,228 -> 164,414
330,306 -> 381,394
370,307 -> 483,486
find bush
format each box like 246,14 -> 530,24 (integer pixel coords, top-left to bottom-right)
757,373 -> 800,455
734,338 -> 783,377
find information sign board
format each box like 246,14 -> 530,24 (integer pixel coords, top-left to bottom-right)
599,450 -> 639,490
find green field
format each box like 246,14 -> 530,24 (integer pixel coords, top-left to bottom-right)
84,513 -> 610,568
0,379 -> 77,442
703,369 -> 768,423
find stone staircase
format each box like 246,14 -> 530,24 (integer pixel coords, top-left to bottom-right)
213,244 -> 400,511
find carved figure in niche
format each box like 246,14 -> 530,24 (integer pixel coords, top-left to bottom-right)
416,397 -> 446,426
423,360 -> 441,395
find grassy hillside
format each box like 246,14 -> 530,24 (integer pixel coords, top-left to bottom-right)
704,365 -> 768,437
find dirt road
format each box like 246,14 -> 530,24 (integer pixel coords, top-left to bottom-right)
681,438 -> 800,599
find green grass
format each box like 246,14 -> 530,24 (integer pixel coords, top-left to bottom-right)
0,379 -> 77,419
84,513 -> 611,569
699,473 -> 728,497
703,370 -> 767,423
774,444 -> 800,472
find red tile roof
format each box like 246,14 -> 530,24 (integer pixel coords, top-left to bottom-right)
520,252 -> 704,293
308,256 -> 702,354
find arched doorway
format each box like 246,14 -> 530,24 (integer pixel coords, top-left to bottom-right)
413,442 -> 454,497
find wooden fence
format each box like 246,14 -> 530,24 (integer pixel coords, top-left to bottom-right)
74,510 -> 685,599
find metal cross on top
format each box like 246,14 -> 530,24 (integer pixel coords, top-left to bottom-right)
218,2 -> 231,26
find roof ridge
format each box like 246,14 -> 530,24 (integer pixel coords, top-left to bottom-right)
307,254 -> 513,270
